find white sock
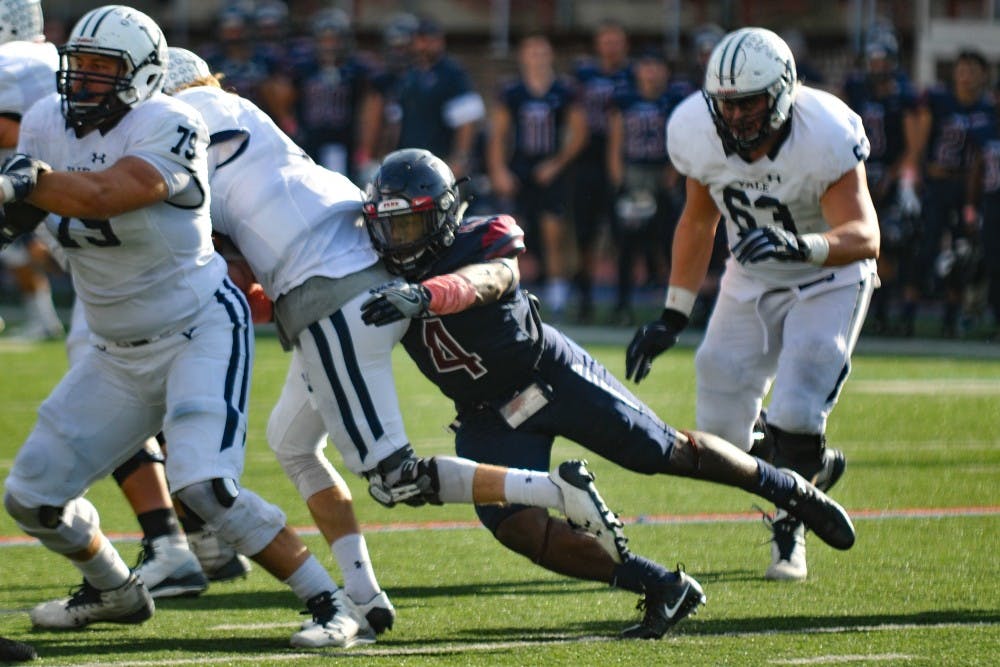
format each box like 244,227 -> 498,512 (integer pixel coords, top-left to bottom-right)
503,469 -> 563,510
26,285 -> 62,330
283,554 -> 338,602
331,534 -> 380,604
433,456 -> 478,503
74,536 -> 131,590
545,278 -> 570,312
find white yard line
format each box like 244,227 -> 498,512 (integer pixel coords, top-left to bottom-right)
65,621 -> 992,665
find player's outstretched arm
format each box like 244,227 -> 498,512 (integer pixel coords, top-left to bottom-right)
626,177 -> 720,383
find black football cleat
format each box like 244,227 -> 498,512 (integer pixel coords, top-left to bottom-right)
620,567 -> 706,639
778,469 -> 855,550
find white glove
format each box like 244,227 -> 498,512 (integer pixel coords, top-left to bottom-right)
897,180 -> 921,217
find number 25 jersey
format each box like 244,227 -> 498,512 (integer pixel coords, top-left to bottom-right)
668,86 -> 876,299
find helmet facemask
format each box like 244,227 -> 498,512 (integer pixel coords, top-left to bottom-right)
703,27 -> 798,157
57,6 -> 167,130
363,190 -> 459,280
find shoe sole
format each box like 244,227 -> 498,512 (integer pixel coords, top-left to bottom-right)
149,576 -> 209,599
290,631 -> 377,649
813,449 -> 846,493
556,460 -> 629,563
765,564 -> 808,581
206,555 -> 251,582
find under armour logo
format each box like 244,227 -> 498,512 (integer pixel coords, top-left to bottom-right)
91,153 -> 107,164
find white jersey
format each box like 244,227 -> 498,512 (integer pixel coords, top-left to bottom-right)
174,86 -> 378,300
0,40 -> 58,160
17,93 -> 227,341
668,86 -> 876,300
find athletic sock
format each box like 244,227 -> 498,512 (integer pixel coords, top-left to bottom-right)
283,554 -> 338,603
136,508 -> 181,541
331,534 -> 380,604
75,536 -> 131,590
752,458 -> 798,505
503,469 -> 563,510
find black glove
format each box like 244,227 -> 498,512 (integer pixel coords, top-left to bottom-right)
732,226 -> 810,264
625,308 -> 689,383
0,152 -> 50,203
361,279 -> 432,326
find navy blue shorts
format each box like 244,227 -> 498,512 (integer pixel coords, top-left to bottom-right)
454,325 -> 678,532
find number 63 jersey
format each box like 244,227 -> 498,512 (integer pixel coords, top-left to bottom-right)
17,93 -> 226,342
668,85 -> 876,300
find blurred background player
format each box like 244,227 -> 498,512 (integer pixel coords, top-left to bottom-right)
362,12 -> 419,171
842,29 -> 921,335
0,0 -> 63,341
294,8 -> 373,184
606,47 -> 689,325
902,49 -> 995,337
394,16 -> 484,179
487,32 -> 587,321
570,20 -> 633,323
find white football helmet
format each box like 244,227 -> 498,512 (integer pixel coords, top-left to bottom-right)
163,47 -> 212,95
56,5 -> 168,127
0,0 -> 42,45
703,27 -> 797,154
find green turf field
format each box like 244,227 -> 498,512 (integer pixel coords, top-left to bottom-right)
1,336 -> 998,665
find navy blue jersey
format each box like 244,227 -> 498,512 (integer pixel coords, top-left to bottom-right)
842,70 -> 918,176
497,77 -> 578,180
401,215 -> 543,405
397,55 -> 477,157
296,57 -> 372,147
612,82 -> 689,166
921,84 -> 996,173
572,58 -> 634,161
200,50 -> 269,105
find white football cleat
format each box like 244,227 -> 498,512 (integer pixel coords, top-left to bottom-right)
551,459 -> 630,563
351,590 -> 395,635
290,589 -> 375,649
765,511 -> 808,581
30,574 -> 154,629
134,535 -> 208,598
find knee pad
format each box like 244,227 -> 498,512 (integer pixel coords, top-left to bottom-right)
4,491 -> 100,554
771,425 -> 826,478
174,480 -> 285,556
276,450 -> 346,502
112,437 -> 166,485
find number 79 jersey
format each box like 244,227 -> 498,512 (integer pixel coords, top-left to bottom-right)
668,86 -> 875,298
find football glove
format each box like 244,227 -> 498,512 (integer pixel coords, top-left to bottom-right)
625,308 -> 689,384
365,452 -> 441,508
361,279 -> 432,326
732,226 -> 810,264
0,152 -> 50,203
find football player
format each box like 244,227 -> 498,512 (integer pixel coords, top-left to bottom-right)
841,30 -> 920,335
0,0 -> 63,341
486,33 -> 587,320
0,6 -> 365,647
627,28 -> 879,581
162,47 -> 639,643
359,148 -> 856,638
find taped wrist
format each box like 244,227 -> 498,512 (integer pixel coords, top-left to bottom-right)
799,233 -> 829,266
422,273 -> 478,314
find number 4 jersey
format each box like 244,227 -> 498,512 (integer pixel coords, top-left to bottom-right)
668,86 -> 876,300
400,214 -> 543,408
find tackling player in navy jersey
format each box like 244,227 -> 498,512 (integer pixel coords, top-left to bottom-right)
360,148 -> 856,638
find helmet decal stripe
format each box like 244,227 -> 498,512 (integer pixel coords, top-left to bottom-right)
85,6 -> 117,37
728,32 -> 751,85
717,34 -> 734,85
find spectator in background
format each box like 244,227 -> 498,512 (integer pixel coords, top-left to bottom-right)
362,12 -> 419,175
606,48 -> 689,326
964,94 -> 1000,341
251,0 -> 305,138
841,30 -> 921,335
782,28 -> 826,88
295,8 -> 373,184
570,20 -> 633,323
201,4 -> 269,106
395,16 -> 485,179
903,49 -> 995,337
487,33 -> 587,320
